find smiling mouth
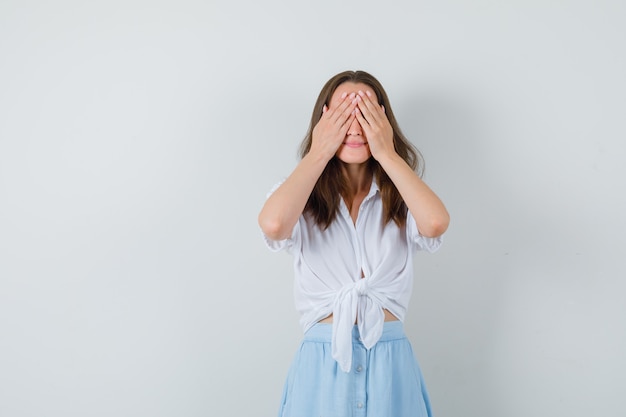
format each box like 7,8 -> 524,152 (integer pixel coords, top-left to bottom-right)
343,141 -> 368,148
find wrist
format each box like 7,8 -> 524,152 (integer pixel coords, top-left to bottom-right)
303,149 -> 333,167
374,150 -> 401,167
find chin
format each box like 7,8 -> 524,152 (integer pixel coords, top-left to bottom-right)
336,153 -> 372,165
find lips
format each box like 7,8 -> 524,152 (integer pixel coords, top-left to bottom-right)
343,141 -> 368,148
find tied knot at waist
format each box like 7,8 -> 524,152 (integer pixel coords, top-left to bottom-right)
354,278 -> 369,296
331,277 -> 387,373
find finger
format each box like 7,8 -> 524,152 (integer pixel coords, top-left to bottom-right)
323,91 -> 347,118
321,92 -> 346,119
357,90 -> 383,124
340,113 -> 357,133
364,90 -> 386,122
333,93 -> 357,125
354,109 -> 375,141
329,92 -> 356,120
355,96 -> 376,127
355,91 -> 376,124
354,107 -> 369,129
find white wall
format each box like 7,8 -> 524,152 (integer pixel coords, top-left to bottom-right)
1,1 -> 625,416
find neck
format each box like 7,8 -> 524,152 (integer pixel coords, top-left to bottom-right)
341,161 -> 372,195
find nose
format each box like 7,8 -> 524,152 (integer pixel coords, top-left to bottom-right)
347,118 -> 362,136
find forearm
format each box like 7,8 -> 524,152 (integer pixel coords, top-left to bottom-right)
258,152 -> 328,240
377,153 -> 450,237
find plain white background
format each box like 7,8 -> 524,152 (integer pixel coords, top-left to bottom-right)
1,1 -> 625,416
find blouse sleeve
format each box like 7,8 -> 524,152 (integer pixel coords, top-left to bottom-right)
260,180 -> 301,253
406,210 -> 443,253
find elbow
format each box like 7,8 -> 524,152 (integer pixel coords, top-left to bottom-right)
420,212 -> 450,238
258,215 -> 291,241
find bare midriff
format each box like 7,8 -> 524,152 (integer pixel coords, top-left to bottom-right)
318,309 -> 399,324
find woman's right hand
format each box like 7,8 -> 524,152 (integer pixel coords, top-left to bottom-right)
310,92 -> 359,162
258,92 -> 358,240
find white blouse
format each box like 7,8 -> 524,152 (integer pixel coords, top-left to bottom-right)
262,179 -> 442,372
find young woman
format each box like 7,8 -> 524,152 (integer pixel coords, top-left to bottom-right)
258,70 -> 449,417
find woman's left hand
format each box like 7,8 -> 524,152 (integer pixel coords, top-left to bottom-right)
354,90 -> 395,161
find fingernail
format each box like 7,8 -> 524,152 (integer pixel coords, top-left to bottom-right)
341,92 -> 347,99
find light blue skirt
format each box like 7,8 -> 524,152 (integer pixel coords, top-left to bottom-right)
278,321 -> 433,417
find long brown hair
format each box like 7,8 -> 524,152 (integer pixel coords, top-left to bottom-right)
299,70 -> 424,229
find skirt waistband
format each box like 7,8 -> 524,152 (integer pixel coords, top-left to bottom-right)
304,321 -> 406,343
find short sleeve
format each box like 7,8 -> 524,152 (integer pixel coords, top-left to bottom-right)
261,227 -> 299,252
260,180 -> 301,253
406,210 -> 443,252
